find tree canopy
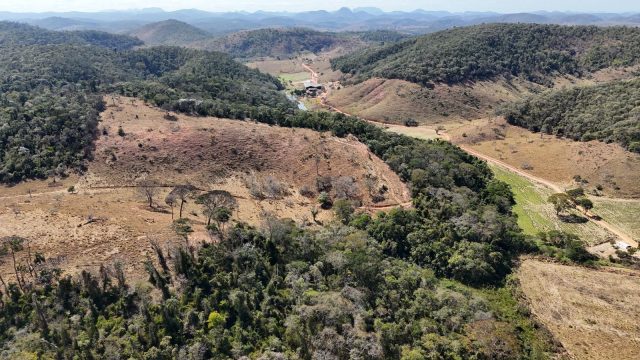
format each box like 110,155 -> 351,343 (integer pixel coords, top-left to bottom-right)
332,23 -> 640,85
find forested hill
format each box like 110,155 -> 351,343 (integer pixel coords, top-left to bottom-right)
196,28 -> 408,58
0,21 -> 142,49
500,78 -> 640,153
128,19 -> 211,46
331,23 -> 640,85
0,23 -> 293,183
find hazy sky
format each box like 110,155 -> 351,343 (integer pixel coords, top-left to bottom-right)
0,0 -> 638,13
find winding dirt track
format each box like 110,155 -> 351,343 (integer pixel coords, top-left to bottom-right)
306,65 -> 637,246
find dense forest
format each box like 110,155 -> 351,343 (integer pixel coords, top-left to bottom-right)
128,19 -> 212,46
331,23 -> 640,85
0,23 -> 293,183
0,21 -> 143,49
500,78 -> 640,152
196,28 -> 409,59
0,108 -> 584,359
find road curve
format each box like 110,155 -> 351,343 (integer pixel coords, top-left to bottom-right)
313,77 -> 637,246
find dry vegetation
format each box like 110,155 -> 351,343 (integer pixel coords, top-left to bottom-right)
246,50 -> 344,84
518,259 -> 640,360
0,96 -> 409,280
450,117 -> 640,198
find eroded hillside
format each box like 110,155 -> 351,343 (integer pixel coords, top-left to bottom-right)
0,96 -> 410,280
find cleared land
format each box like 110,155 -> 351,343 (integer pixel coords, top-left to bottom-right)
451,117 -> 640,199
0,96 -> 410,281
490,164 -> 617,245
518,259 -> 640,360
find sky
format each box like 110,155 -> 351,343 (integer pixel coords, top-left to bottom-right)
0,0 -> 638,13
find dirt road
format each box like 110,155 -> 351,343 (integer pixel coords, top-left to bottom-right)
309,67 -> 637,246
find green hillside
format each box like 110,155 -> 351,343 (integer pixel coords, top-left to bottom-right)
198,28 -> 408,58
199,27 -> 356,58
331,23 -> 640,85
500,78 -> 640,152
128,19 -> 211,46
0,23 -> 292,183
0,21 -> 142,49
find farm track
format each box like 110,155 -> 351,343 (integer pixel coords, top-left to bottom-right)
307,65 -> 638,247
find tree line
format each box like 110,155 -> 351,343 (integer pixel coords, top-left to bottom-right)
500,77 -> 640,152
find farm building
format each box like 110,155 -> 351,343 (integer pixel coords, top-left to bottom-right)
303,80 -> 324,96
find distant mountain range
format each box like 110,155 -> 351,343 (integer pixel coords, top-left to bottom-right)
2,8 -> 639,35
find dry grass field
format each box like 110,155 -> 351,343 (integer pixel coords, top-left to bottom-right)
0,96 -> 410,281
326,65 -> 640,126
450,117 -> 640,199
518,259 -> 640,360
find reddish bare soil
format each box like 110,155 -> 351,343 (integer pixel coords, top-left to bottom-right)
0,96 -> 410,281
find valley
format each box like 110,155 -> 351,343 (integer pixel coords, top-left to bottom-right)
0,11 -> 639,359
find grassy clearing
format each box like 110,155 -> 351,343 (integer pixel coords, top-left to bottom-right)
279,72 -> 309,84
591,198 -> 640,241
490,164 -> 614,245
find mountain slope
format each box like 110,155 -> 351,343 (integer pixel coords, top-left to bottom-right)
332,23 -> 640,85
0,22 -> 292,183
500,77 -> 640,152
128,19 -> 210,46
0,21 -> 142,49
196,28 -> 362,58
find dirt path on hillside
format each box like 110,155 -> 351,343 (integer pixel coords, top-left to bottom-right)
302,63 -> 319,84
310,68 -> 638,246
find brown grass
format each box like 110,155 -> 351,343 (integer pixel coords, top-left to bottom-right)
0,96 -> 410,280
450,117 -> 640,198
518,259 -> 640,360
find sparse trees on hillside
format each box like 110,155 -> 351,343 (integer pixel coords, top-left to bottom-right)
169,184 -> 196,218
138,179 -> 159,208
196,190 -> 237,227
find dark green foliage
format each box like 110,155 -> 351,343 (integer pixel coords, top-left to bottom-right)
501,78 -> 640,152
0,222 -> 549,359
538,231 -> 598,264
202,28 -> 409,59
332,23 -> 640,85
0,23 -> 292,183
0,21 -> 142,49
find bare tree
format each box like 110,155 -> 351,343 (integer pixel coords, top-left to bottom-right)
333,176 -> 360,200
1,236 -> 26,292
165,192 -> 177,219
196,190 -> 237,226
138,179 -> 158,208
169,184 -> 196,218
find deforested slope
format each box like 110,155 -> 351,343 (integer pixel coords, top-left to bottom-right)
0,23 -> 292,183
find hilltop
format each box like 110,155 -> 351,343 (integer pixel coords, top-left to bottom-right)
128,19 -> 211,46
331,23 -> 640,85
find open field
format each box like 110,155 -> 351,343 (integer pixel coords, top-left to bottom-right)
591,198 -> 640,241
0,96 -> 410,281
451,117 -> 640,199
518,259 -> 640,360
247,50 -> 343,84
490,165 -> 617,245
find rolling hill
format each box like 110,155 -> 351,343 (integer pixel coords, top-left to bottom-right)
0,22 -> 291,183
196,27 -> 361,58
331,23 -> 640,85
128,19 -> 211,46
500,78 -> 640,152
